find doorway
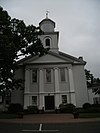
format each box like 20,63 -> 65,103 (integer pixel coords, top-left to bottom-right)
45,96 -> 55,110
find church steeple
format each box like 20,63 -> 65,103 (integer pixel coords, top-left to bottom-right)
39,15 -> 59,53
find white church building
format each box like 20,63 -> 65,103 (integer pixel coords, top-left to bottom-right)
11,15 -> 89,111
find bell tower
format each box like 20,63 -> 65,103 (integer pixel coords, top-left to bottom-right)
39,13 -> 59,53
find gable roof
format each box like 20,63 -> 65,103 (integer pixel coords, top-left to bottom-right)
16,51 -> 86,66
59,51 -> 86,64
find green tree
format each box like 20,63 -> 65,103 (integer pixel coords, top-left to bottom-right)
85,69 -> 100,94
85,69 -> 94,88
0,7 -> 46,93
92,78 -> 100,94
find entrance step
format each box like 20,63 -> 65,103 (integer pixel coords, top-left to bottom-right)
44,110 -> 55,114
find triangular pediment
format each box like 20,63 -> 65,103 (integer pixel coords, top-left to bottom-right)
17,51 -> 86,65
26,53 -> 71,64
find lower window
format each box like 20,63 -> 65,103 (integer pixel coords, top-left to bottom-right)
93,97 -> 100,104
62,95 -> 67,104
0,95 -> 3,103
32,96 -> 37,106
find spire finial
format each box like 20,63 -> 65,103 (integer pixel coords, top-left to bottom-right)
46,10 -> 49,19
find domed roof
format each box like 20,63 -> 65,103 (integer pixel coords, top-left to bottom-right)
39,18 -> 55,28
39,17 -> 56,32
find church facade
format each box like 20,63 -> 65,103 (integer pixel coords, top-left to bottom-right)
11,16 -> 89,110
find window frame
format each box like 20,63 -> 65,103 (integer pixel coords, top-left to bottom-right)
60,68 -> 66,82
62,95 -> 67,104
45,68 -> 52,83
32,96 -> 37,106
0,95 -> 3,103
32,69 -> 38,83
45,38 -> 50,47
93,97 -> 100,104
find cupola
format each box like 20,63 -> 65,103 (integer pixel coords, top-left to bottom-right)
39,13 -> 59,53
39,16 -> 55,32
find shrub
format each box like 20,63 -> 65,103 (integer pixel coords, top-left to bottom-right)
83,103 -> 91,110
59,103 -> 76,113
89,107 -> 100,113
78,103 -> 100,113
27,105 -> 39,114
92,104 -> 100,108
8,103 -> 23,114
75,108 -> 84,113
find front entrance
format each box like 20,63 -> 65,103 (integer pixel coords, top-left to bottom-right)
45,96 -> 55,110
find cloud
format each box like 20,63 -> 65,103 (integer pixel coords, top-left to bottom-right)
0,0 -> 100,77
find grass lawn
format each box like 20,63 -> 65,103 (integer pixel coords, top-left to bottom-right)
79,113 -> 100,118
0,113 -> 17,119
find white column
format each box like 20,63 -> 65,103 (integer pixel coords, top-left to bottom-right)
68,67 -> 76,105
54,68 -> 59,92
39,69 -> 44,110
24,68 -> 30,109
68,68 -> 74,91
25,68 -> 30,93
54,68 -> 60,108
39,69 -> 44,93
24,94 -> 30,109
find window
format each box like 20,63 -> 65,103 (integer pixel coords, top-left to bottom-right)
93,97 -> 100,104
32,96 -> 37,106
62,95 -> 67,104
46,68 -> 51,82
32,69 -> 38,83
45,38 -> 50,46
60,68 -> 66,82
0,95 -> 2,103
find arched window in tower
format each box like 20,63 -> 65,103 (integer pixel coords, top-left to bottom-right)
45,38 -> 50,47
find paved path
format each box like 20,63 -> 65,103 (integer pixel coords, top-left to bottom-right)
0,113 -> 100,124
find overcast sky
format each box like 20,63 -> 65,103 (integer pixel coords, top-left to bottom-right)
1,0 -> 100,78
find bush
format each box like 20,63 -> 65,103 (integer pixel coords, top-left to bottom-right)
92,104 -> 100,108
8,103 -> 23,114
27,105 -> 39,114
59,103 -> 76,113
81,103 -> 100,113
83,103 -> 91,110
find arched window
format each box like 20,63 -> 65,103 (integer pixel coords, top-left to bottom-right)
45,38 -> 50,46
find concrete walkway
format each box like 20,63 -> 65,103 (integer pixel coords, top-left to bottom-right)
0,113 -> 100,124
